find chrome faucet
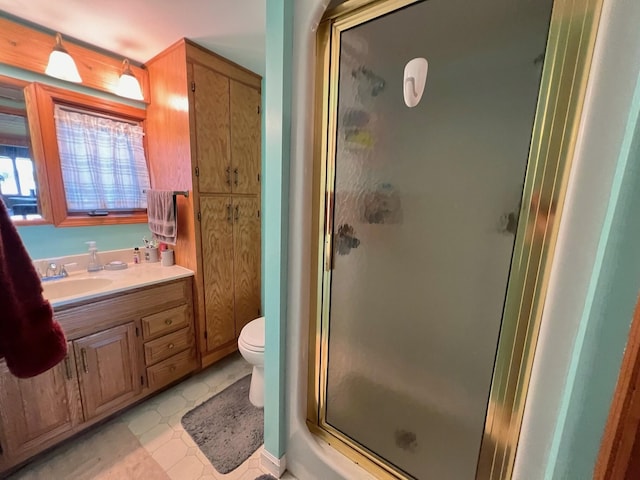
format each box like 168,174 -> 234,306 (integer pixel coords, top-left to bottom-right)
45,262 -> 58,278
40,262 -> 76,282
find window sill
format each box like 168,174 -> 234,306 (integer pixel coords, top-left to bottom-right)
55,211 -> 149,227
12,217 -> 50,227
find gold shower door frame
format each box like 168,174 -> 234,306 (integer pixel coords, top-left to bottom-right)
307,0 -> 604,478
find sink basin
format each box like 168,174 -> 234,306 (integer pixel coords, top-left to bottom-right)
42,277 -> 113,300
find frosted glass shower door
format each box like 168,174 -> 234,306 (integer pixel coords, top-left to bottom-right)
322,1 -> 553,478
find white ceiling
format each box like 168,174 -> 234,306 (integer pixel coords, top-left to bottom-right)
0,0 -> 266,76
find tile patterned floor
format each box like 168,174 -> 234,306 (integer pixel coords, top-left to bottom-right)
9,353 -> 296,480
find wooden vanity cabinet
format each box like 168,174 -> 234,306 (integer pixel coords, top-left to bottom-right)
146,39 -> 262,368
0,277 -> 197,474
74,322 -> 141,420
0,343 -> 82,461
141,303 -> 197,390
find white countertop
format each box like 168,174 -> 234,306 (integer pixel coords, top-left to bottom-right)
43,263 -> 194,309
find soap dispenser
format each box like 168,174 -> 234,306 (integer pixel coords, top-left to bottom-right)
86,241 -> 103,272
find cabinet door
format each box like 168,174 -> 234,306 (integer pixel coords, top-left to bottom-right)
0,344 -> 82,457
233,196 -> 261,334
74,323 -> 141,420
193,63 -> 231,193
230,80 -> 261,195
200,195 -> 236,351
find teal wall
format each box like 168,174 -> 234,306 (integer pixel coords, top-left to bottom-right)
17,223 -> 150,259
547,73 -> 640,478
261,77 -> 267,309
263,0 -> 293,460
1,61 -> 151,260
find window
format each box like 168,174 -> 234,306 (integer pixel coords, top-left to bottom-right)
0,146 -> 37,195
0,94 -> 41,220
54,105 -> 150,213
0,148 -> 39,219
25,82 -> 150,226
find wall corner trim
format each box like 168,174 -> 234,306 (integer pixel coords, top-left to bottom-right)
260,448 -> 288,478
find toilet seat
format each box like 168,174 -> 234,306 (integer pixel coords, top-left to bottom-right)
239,316 -> 264,351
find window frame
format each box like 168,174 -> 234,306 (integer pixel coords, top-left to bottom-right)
25,82 -> 150,226
0,75 -> 48,226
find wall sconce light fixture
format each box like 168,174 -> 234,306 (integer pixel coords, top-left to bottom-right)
45,33 -> 82,83
116,59 -> 144,101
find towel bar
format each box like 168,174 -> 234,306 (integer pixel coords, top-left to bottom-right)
143,189 -> 189,198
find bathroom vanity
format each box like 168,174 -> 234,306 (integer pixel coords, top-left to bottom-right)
0,267 -> 197,474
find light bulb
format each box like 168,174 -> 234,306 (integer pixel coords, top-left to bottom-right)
45,33 -> 82,83
116,59 -> 144,101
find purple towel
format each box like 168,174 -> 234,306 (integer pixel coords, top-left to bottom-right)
146,190 -> 177,245
0,199 -> 67,378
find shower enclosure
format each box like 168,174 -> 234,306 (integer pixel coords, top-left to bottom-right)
308,0 -> 603,478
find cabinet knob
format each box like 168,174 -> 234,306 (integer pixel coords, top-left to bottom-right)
170,365 -> 177,372
165,319 -> 173,326
168,343 -> 175,350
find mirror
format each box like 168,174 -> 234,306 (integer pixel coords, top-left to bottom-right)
0,75 -> 44,223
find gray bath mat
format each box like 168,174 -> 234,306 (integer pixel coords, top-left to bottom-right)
181,375 -> 263,474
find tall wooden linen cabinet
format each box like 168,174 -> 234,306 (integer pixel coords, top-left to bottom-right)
145,39 -> 262,368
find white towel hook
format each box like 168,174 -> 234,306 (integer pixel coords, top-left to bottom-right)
403,57 -> 428,108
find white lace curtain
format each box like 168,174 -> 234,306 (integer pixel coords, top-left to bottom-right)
54,105 -> 150,211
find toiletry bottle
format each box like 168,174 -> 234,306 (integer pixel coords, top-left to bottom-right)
133,247 -> 141,264
86,241 -> 103,272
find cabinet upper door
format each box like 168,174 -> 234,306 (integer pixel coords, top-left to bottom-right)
193,63 -> 231,194
0,344 -> 82,457
200,195 -> 236,352
233,196 -> 261,334
74,323 -> 141,420
230,80 -> 261,195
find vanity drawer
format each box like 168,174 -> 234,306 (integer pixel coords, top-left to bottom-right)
147,348 -> 197,390
141,304 -> 190,340
144,327 -> 194,366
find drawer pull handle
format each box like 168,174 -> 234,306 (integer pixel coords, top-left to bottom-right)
64,356 -> 73,379
81,348 -> 89,374
168,343 -> 175,349
169,365 -> 177,372
165,319 -> 173,326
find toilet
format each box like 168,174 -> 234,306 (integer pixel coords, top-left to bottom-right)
238,316 -> 265,408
